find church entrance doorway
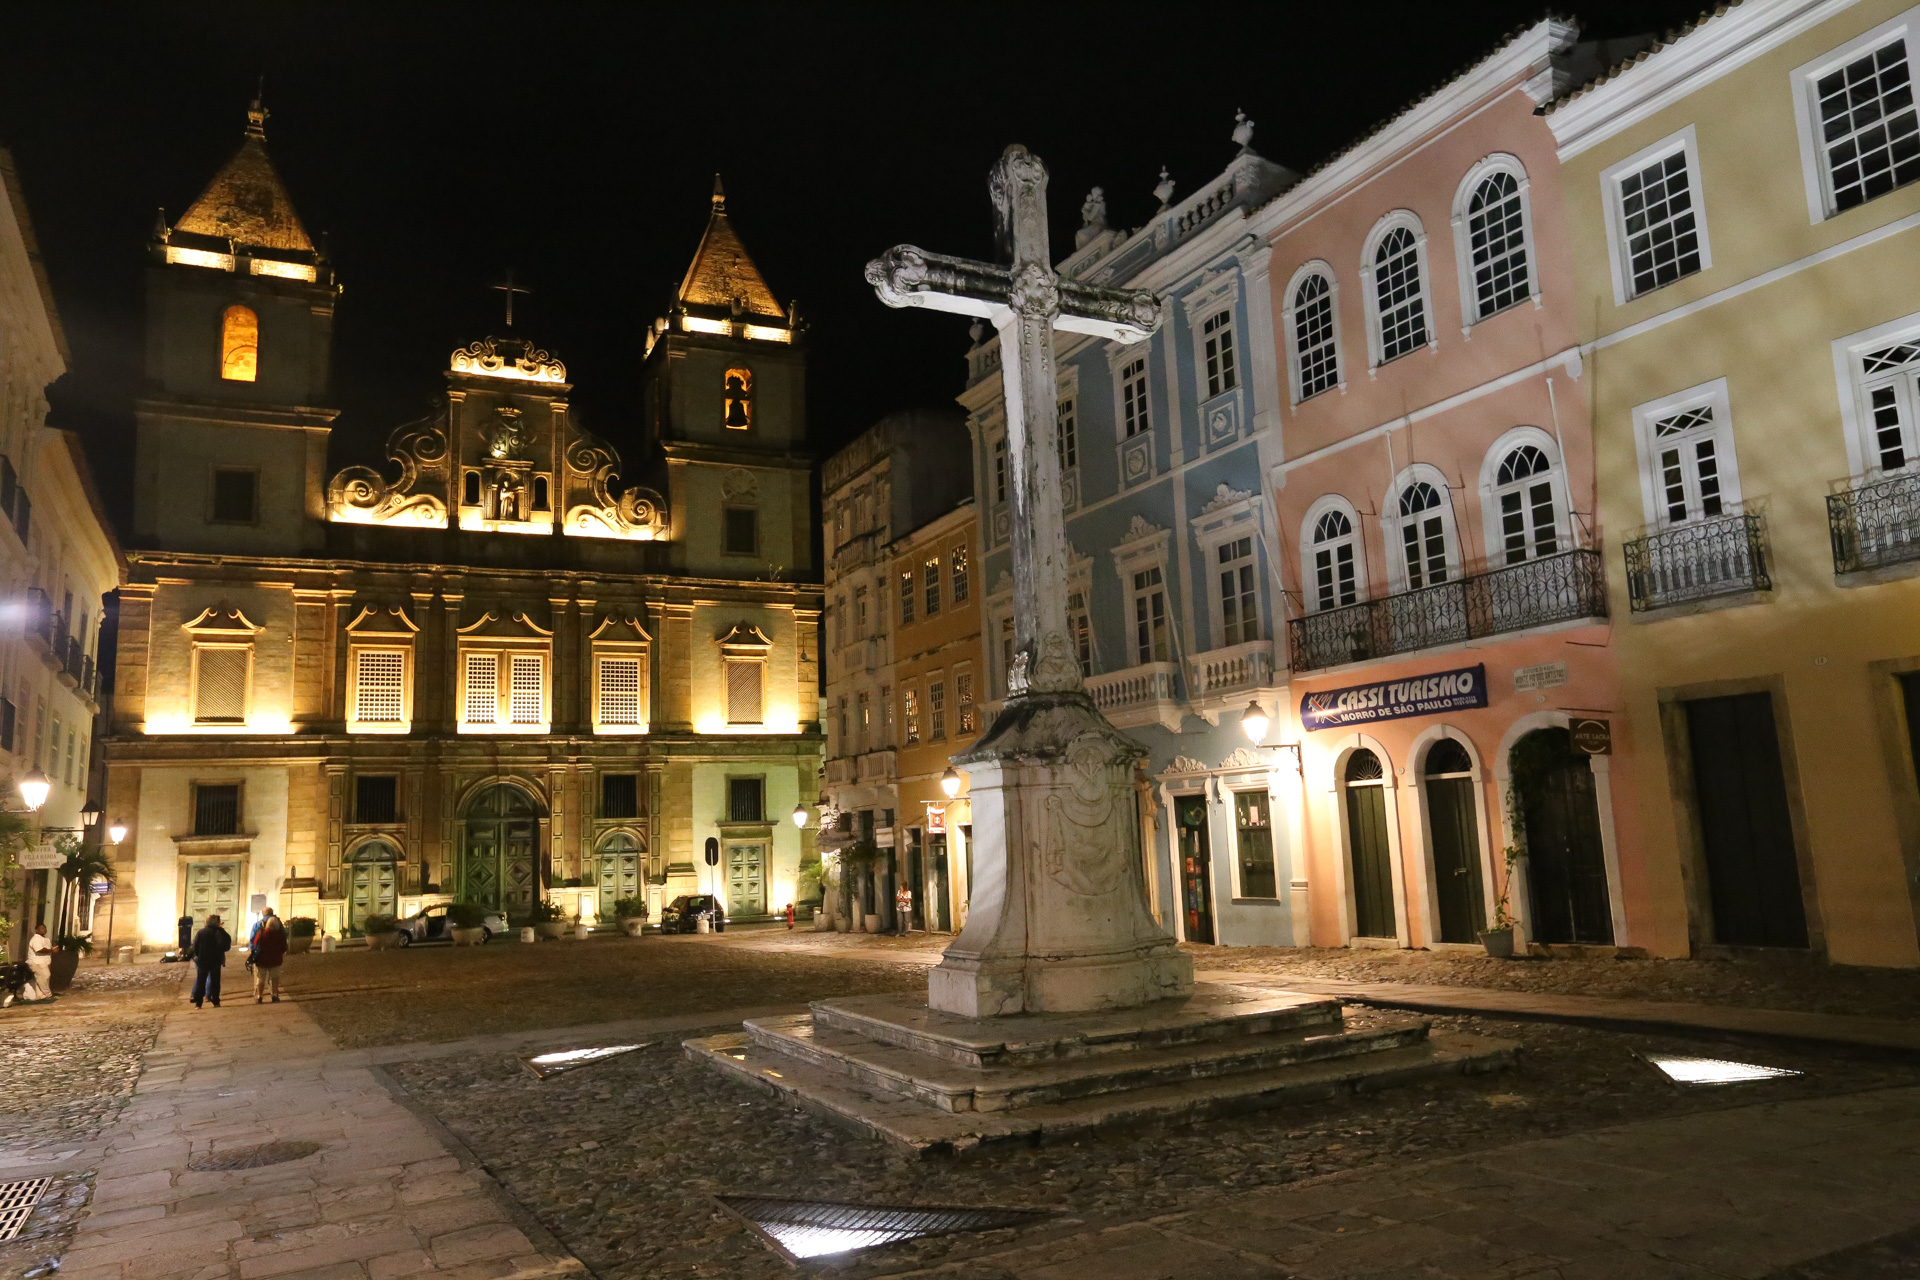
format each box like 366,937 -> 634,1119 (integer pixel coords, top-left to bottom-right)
1343,750 -> 1397,940
185,861 -> 240,936
595,832 -> 642,921
1514,728 -> 1613,944
1423,740 -> 1484,944
460,785 -> 540,916
348,843 -> 399,934
1176,795 -> 1214,944
726,841 -> 766,918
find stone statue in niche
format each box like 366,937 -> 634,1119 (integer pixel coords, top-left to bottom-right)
493,478 -> 520,521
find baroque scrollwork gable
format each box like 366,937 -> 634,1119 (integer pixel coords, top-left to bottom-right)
563,423 -> 669,542
326,410 -> 451,529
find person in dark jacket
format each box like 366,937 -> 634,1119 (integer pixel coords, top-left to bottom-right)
249,909 -> 287,1003
190,914 -> 231,1008
177,915 -> 193,955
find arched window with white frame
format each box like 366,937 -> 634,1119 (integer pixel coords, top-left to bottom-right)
1302,497 -> 1363,613
1478,429 -> 1568,565
1361,213 -> 1433,369
1452,156 -> 1538,327
1284,262 -> 1341,403
1388,468 -> 1459,591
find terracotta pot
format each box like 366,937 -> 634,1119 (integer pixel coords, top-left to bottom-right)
286,936 -> 313,955
366,931 -> 399,952
863,914 -> 881,935
533,922 -> 567,940
620,917 -> 645,937
1478,928 -> 1515,959
50,949 -> 81,992
449,926 -> 487,947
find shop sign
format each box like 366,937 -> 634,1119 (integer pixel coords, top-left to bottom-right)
1571,718 -> 1612,755
1300,664 -> 1487,731
925,805 -> 946,834
1513,661 -> 1568,692
17,844 -> 63,870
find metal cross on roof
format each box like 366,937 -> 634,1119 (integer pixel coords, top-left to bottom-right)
491,270 -> 531,327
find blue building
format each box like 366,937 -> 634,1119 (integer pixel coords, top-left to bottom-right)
961,117 -> 1303,947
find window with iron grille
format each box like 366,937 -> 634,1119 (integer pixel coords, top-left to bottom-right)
352,650 -> 406,724
355,775 -> 397,824
924,555 -> 941,615
509,654 -> 544,724
726,659 -> 763,723
1467,171 -> 1530,318
1121,357 -> 1151,436
463,653 -> 498,724
597,655 -> 643,726
1373,227 -> 1429,360
1618,149 -> 1702,296
601,773 -> 639,819
1217,536 -> 1259,646
1202,311 -> 1237,397
950,545 -> 969,603
1293,273 -> 1339,399
194,784 -> 240,836
729,777 -> 764,822
193,646 -> 249,724
1056,398 -> 1078,470
1817,38 -> 1920,213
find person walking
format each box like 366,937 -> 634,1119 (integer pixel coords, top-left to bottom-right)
22,923 -> 53,1002
190,914 -> 231,1008
249,908 -> 286,1003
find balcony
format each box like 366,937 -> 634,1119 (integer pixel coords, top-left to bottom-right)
1086,661 -> 1184,732
825,757 -> 857,786
1187,640 -> 1280,724
1829,471 -> 1920,576
37,609 -> 65,673
856,748 -> 897,782
23,589 -> 50,654
1624,514 -> 1769,612
1289,548 -> 1608,673
57,634 -> 83,690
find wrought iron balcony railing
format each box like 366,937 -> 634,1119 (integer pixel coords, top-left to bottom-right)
1288,548 -> 1607,673
1623,513 -> 1769,611
1829,470 -> 1920,575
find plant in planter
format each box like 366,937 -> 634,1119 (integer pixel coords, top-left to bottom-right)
528,898 -> 568,939
1480,744 -> 1550,959
361,913 -> 400,950
50,932 -> 90,992
286,916 -> 318,954
612,896 -> 649,936
841,840 -> 883,933
447,901 -> 491,946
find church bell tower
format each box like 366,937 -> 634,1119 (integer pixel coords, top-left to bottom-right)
134,96 -> 339,555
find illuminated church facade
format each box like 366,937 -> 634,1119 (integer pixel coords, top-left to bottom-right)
105,101 -> 822,945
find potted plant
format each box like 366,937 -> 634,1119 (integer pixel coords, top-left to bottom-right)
613,897 -> 648,937
842,840 -> 883,934
286,917 -> 318,954
50,932 -> 90,991
1478,847 -> 1519,959
362,913 -> 400,950
528,899 -> 567,939
447,901 -> 489,947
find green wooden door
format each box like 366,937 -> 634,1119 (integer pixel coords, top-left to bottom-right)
726,842 -> 766,917
348,846 -> 398,934
1426,778 -> 1484,942
185,862 -> 240,935
1344,750 -> 1396,939
460,786 -> 540,915
596,833 -> 641,919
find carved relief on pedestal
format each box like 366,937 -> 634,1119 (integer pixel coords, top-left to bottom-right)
563,425 -> 669,542
1037,733 -> 1133,898
327,412 -> 451,528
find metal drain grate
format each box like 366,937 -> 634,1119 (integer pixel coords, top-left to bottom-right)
0,1177 -> 50,1242
717,1194 -> 1047,1261
187,1141 -> 323,1171
521,1043 -> 649,1080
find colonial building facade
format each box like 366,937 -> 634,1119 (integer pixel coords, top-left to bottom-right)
107,104 -> 821,947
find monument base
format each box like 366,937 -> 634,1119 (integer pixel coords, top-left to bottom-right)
685,982 -> 1516,1155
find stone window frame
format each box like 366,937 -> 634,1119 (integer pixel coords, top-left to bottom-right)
1383,464 -> 1465,594
344,605 -> 419,735
1450,153 -> 1541,331
208,465 -> 260,527
590,613 -> 652,735
1599,124 -> 1713,306
1359,210 -> 1438,372
721,503 -> 760,557
1628,377 -> 1742,530
1183,273 -> 1243,403
1111,522 -> 1174,669
717,622 -> 773,727
1476,426 -> 1574,565
1106,340 -> 1159,491
182,604 -> 265,729
1300,493 -> 1367,613
1791,7 -> 1920,224
1832,309 -> 1920,480
1191,490 -> 1266,653
455,612 -> 554,735
1282,260 -> 1344,405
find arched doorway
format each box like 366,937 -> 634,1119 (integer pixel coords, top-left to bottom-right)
1343,749 -> 1396,940
595,831 -> 643,920
460,785 -> 540,915
1513,728 -> 1613,944
348,842 -> 398,935
1423,740 -> 1484,943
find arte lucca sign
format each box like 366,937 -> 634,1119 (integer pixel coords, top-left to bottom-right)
1300,664 -> 1488,731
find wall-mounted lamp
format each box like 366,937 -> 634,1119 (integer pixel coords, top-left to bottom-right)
940,766 -> 962,799
1240,700 -> 1270,746
790,803 -> 809,829
18,769 -> 49,813
107,821 -> 127,846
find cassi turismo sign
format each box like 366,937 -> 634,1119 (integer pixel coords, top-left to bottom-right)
1300,664 -> 1488,731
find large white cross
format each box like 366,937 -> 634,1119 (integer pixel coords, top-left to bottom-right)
867,146 -> 1159,697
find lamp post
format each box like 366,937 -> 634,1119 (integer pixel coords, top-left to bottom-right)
102,816 -> 126,962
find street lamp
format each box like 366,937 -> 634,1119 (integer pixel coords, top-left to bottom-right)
1240,700 -> 1270,746
80,801 -> 102,831
17,769 -> 49,812
940,766 -> 961,799
107,821 -> 126,845
790,802 -> 809,829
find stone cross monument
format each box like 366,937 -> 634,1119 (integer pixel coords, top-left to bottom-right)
866,146 -> 1194,1017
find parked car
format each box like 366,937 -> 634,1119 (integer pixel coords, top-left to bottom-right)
659,895 -> 726,933
396,904 -> 507,946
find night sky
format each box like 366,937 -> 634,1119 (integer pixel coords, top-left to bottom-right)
4,3 -> 1710,525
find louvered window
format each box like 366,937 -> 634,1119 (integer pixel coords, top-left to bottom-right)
727,659 -> 763,724
464,653 -> 498,724
353,650 -> 406,724
509,654 -> 544,725
598,656 -> 643,726
194,647 -> 249,723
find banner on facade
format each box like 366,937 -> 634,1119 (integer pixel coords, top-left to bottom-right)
1300,664 -> 1488,731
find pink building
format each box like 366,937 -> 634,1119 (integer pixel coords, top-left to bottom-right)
1251,21 -> 1651,954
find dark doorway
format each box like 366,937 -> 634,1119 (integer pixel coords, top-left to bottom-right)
1685,693 -> 1809,948
1514,728 -> 1613,944
1424,739 -> 1484,943
929,833 -> 951,932
960,824 -> 973,918
906,828 -> 924,930
1176,795 -> 1214,944
1344,750 -> 1397,939
460,785 -> 539,915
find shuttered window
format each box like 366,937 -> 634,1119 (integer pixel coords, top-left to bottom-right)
353,650 -> 406,724
194,647 -> 249,723
509,654 -> 544,725
598,656 -> 643,726
464,653 -> 498,724
726,659 -> 763,724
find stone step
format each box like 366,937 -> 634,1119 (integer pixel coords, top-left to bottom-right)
685,1026 -> 1519,1156
809,984 -> 1345,1069
742,1012 -> 1432,1113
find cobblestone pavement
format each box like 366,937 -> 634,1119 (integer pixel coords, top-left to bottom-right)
0,963 -> 183,1280
386,1009 -> 1916,1279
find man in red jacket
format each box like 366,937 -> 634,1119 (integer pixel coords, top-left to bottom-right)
249,908 -> 288,1003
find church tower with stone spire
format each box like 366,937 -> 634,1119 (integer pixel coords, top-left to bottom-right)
134,94 -> 339,556
640,176 -> 811,581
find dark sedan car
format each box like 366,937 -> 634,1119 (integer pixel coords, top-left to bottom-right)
659,894 -> 726,933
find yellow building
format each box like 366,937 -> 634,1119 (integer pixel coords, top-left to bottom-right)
1547,0 -> 1920,965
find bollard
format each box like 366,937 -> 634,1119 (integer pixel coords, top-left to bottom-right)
695,914 -> 710,934
320,935 -> 335,953
116,946 -> 133,965
520,926 -> 536,943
